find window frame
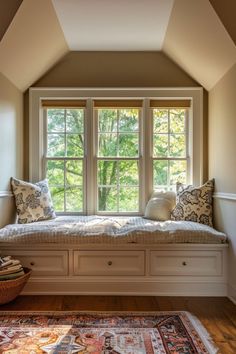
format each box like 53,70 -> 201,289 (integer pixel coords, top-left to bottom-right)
151,107 -> 190,191
94,107 -> 143,215
29,88 -> 203,215
43,107 -> 86,213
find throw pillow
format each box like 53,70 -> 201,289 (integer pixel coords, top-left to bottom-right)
11,177 -> 56,224
171,179 -> 214,226
144,191 -> 176,221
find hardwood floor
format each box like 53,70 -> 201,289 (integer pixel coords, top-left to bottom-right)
0,296 -> 235,353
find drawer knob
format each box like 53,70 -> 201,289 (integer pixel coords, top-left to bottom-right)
182,261 -> 187,266
107,261 -> 112,266
30,262 -> 35,266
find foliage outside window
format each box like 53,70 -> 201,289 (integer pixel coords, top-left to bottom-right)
153,108 -> 188,191
46,108 -> 84,212
43,100 -> 190,214
97,108 -> 140,212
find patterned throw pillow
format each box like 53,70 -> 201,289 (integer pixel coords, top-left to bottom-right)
171,179 -> 214,227
11,178 -> 56,224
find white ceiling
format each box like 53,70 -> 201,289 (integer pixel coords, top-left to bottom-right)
52,0 -> 174,50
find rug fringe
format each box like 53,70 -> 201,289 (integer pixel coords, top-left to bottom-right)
184,311 -> 219,354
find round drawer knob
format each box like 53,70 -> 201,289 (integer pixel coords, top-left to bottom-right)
107,261 -> 112,266
30,262 -> 35,266
182,261 -> 187,266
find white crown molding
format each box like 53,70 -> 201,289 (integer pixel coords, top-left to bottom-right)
213,192 -> 236,201
0,191 -> 13,198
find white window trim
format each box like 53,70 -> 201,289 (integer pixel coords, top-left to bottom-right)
29,87 -> 203,215
151,108 -> 190,190
94,108 -> 142,215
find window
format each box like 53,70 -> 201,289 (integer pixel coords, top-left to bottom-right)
151,100 -> 190,191
43,101 -> 86,212
30,88 -> 203,215
95,100 -> 142,212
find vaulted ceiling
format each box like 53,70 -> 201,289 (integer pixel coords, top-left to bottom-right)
0,0 -> 235,92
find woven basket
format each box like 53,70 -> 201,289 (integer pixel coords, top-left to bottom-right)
0,267 -> 32,305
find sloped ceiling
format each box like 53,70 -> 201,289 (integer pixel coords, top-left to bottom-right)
209,0 -> 236,45
0,0 -> 68,92
51,0 -> 174,50
0,0 -> 235,92
0,0 -> 23,41
163,0 -> 236,91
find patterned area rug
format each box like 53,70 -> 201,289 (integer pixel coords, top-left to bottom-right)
0,311 -> 217,353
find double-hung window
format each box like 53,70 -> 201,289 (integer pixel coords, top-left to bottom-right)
94,100 -> 142,213
32,89 -> 202,216
151,100 -> 190,191
43,100 -> 86,212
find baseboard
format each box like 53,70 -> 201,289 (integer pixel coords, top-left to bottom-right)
22,278 -> 227,296
228,283 -> 236,304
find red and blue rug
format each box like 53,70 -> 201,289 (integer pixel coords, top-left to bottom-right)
0,311 -> 217,353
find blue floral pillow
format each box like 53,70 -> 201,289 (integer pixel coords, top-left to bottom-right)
11,178 -> 56,224
171,179 -> 214,227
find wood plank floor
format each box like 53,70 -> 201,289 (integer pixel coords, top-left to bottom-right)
0,296 -> 235,353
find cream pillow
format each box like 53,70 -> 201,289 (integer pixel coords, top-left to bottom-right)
11,177 -> 56,224
144,191 -> 176,221
151,191 -> 176,209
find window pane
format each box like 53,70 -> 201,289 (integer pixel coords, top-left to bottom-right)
170,160 -> 187,187
47,160 -> 64,186
66,109 -> 84,133
98,109 -> 117,132
153,109 -> 168,133
50,186 -> 64,212
119,109 -> 139,132
153,134 -> 168,157
153,160 -> 168,187
119,160 -> 138,185
47,134 -> 65,157
119,187 -> 139,212
98,187 -> 117,211
119,133 -> 139,157
98,133 -> 118,157
67,134 -> 84,157
170,134 -> 186,157
170,109 -> 185,133
98,160 -> 117,186
66,160 -> 83,186
66,187 -> 83,212
47,109 -> 65,132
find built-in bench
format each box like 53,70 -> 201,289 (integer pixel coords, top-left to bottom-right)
0,216 -> 228,296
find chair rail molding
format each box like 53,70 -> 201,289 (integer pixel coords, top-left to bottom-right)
213,192 -> 236,201
0,191 -> 13,198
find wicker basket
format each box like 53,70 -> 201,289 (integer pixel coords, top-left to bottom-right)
0,267 -> 32,305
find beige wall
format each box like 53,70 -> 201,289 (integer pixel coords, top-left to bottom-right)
209,63 -> 236,302
0,73 -> 23,226
26,51 -> 204,179
34,51 -> 198,87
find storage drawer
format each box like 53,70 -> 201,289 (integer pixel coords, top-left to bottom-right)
150,250 -> 222,276
3,250 -> 68,276
74,250 -> 145,276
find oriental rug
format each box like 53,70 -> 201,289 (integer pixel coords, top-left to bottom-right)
0,311 -> 217,353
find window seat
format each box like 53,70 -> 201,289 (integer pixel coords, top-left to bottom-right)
0,216 -> 228,296
0,215 -> 227,244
